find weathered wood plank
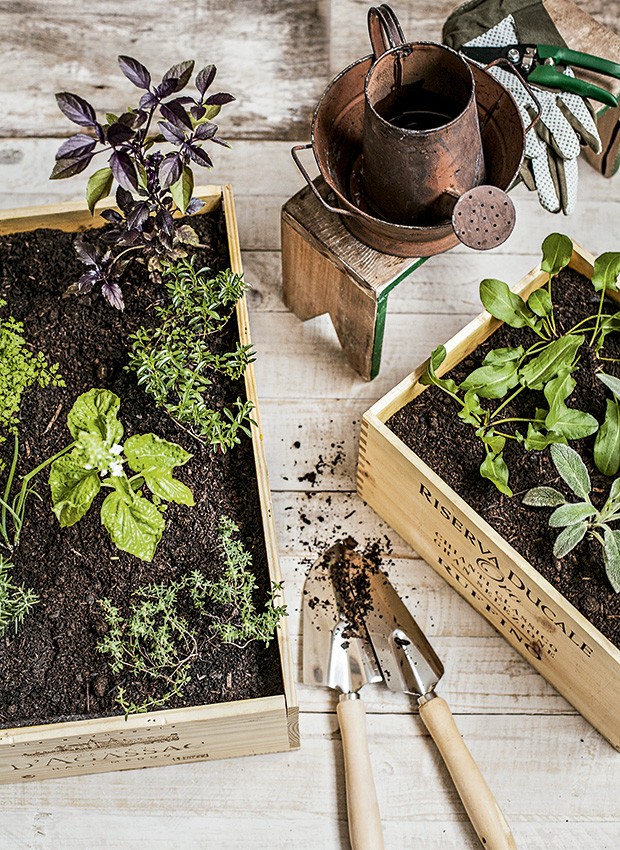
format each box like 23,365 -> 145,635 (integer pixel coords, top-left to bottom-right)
0,1 -> 330,140
0,714 -> 616,849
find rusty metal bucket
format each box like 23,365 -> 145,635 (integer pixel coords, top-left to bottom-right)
291,6 -> 526,257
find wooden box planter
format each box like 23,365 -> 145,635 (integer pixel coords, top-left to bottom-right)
357,244 -> 620,750
0,186 -> 298,784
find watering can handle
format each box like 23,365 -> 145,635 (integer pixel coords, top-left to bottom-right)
368,5 -> 406,58
291,144 -> 359,218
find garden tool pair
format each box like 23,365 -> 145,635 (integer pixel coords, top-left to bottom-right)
302,539 -> 517,850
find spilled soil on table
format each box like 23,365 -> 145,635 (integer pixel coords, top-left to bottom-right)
388,266 -> 620,649
0,208 -> 283,728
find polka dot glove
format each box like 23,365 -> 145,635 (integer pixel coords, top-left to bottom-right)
465,16 -> 602,215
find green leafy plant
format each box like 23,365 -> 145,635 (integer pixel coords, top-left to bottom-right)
0,555 -> 38,636
49,388 -> 194,561
98,516 -> 286,713
524,443 -> 620,592
51,55 -> 234,308
126,257 -> 255,451
0,300 -> 64,550
421,235 -> 620,495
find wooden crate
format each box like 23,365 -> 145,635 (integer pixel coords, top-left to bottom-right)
358,244 -> 620,750
0,186 -> 299,784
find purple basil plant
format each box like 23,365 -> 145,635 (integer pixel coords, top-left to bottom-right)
51,56 -> 234,309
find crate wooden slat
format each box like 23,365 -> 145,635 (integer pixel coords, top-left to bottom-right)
358,244 -> 620,750
0,185 -> 299,784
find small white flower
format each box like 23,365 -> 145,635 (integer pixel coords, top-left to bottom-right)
100,469 -> 108,478
110,444 -> 123,456
109,460 -> 124,478
84,463 -> 93,470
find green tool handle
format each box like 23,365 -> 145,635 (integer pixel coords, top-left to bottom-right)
529,65 -> 617,107
537,44 -> 620,80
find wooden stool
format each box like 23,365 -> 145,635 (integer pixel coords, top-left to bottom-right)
281,178 -> 427,381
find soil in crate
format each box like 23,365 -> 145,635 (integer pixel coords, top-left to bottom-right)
388,266 -> 620,649
0,209 -> 283,728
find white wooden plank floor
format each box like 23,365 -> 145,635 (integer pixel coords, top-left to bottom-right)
1,1 -> 620,847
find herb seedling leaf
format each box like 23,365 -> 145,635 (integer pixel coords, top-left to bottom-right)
480,278 -> 536,328
550,443 -> 591,500
591,252 -> 620,293
548,502 -> 597,527
522,486 -> 566,507
100,486 -> 165,562
594,399 -> 620,476
540,233 -> 573,277
597,371 -> 620,401
603,528 -> 620,593
553,522 -> 588,558
49,450 -> 102,527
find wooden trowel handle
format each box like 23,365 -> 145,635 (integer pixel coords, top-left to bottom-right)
337,694 -> 385,850
419,696 -> 517,850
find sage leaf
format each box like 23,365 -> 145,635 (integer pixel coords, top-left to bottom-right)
594,399 -> 620,476
550,443 -> 591,500
527,288 -> 553,318
591,252 -> 620,293
610,477 -> 620,503
541,233 -> 572,277
67,389 -> 123,446
549,502 -> 597,528
50,449 -> 101,527
519,334 -> 583,391
480,451 -> 512,496
480,278 -> 537,328
522,486 -> 566,507
100,488 -> 165,562
86,166 -> 114,215
597,371 -> 620,402
553,522 -> 587,558
124,433 -> 192,473
603,528 -> 620,593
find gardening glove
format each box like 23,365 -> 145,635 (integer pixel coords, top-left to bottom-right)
444,7 -> 602,214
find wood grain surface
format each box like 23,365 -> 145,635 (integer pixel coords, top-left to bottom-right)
1,0 -> 620,846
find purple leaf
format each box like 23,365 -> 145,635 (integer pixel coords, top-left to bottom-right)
158,120 -> 185,145
115,186 -> 135,212
101,280 -> 125,311
107,121 -> 135,146
100,208 -> 123,224
186,144 -> 213,169
186,197 -> 205,215
55,133 -> 96,160
49,152 -> 93,180
193,121 -> 218,140
155,207 -> 174,237
126,201 -> 150,231
205,92 -> 235,106
118,55 -> 151,90
76,271 -> 98,293
196,64 -> 216,96
160,100 -> 192,130
110,150 -> 138,192
74,236 -> 101,266
139,91 -> 158,110
95,122 -> 106,143
163,60 -> 195,92
211,136 -> 231,148
154,78 -> 177,100
55,92 -> 97,127
159,153 -> 183,189
191,104 -> 206,120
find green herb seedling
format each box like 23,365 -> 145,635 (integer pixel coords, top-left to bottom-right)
0,554 -> 38,636
524,443 -> 620,592
49,388 -> 194,561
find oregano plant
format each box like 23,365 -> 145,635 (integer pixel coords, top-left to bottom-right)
421,235 -> 620,496
51,55 -> 234,308
524,444 -> 620,592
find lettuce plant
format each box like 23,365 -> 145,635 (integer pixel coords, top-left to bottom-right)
51,55 -> 234,308
49,388 -> 194,561
524,444 -> 620,592
422,235 -> 620,495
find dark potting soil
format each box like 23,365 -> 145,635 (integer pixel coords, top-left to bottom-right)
388,266 -> 620,649
0,208 -> 283,728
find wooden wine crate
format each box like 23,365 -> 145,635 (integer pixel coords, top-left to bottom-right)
0,186 -> 299,784
357,244 -> 620,750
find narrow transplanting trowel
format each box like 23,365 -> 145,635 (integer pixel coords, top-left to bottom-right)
347,544 -> 518,850
302,542 -> 385,850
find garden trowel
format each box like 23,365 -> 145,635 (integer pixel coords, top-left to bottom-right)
347,545 -> 517,850
302,541 -> 385,850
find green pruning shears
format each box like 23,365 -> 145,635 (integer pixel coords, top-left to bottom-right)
462,43 -> 620,108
